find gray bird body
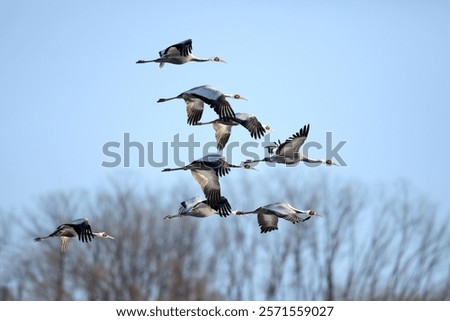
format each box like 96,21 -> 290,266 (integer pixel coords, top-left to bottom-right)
247,124 -> 338,166
157,85 -> 246,124
236,202 -> 316,233
33,218 -> 114,253
162,154 -> 253,213
194,112 -> 271,150
136,39 -> 225,68
164,195 -> 232,219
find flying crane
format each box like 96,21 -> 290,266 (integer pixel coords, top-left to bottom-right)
164,195 -> 232,219
246,124 -> 339,166
236,202 -> 318,233
33,218 -> 114,253
194,112 -> 272,150
162,154 -> 254,212
136,39 -> 226,68
157,84 -> 246,125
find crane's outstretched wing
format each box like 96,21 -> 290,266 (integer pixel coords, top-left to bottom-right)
160,39 -> 192,57
191,169 -> 222,210
265,139 -> 282,155
214,196 -> 232,217
257,213 -> 279,233
70,219 -> 94,243
194,155 -> 232,177
179,196 -> 203,215
212,122 -> 232,150
280,213 -> 305,224
185,97 -> 204,125
207,95 -> 236,121
234,113 -> 266,139
59,236 -> 71,253
263,202 -> 297,214
188,85 -> 236,121
276,124 -> 310,158
262,202 -> 312,224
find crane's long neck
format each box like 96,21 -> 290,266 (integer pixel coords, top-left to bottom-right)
193,120 -> 216,126
245,157 -> 270,164
295,209 -> 312,215
302,156 -> 337,166
162,166 -> 187,172
229,164 -> 245,169
157,96 -> 180,103
190,56 -> 210,62
301,155 -> 325,164
164,214 -> 179,220
235,210 -> 256,215
33,236 -> 51,242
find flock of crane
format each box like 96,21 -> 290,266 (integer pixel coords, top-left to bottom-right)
34,39 -> 337,253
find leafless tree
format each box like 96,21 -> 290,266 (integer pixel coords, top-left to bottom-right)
0,209 -> 16,300
4,173 -> 449,300
15,179 -> 224,300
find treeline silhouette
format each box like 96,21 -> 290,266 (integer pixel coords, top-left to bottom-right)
1,173 -> 449,300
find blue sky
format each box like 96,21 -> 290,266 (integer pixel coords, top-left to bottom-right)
1,0 -> 449,214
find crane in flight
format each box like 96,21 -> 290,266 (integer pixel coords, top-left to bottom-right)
33,218 -> 114,253
193,112 -> 272,150
162,154 -> 254,212
245,124 -> 339,166
235,202 -> 318,233
157,84 -> 246,125
136,39 -> 226,68
164,195 -> 233,219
